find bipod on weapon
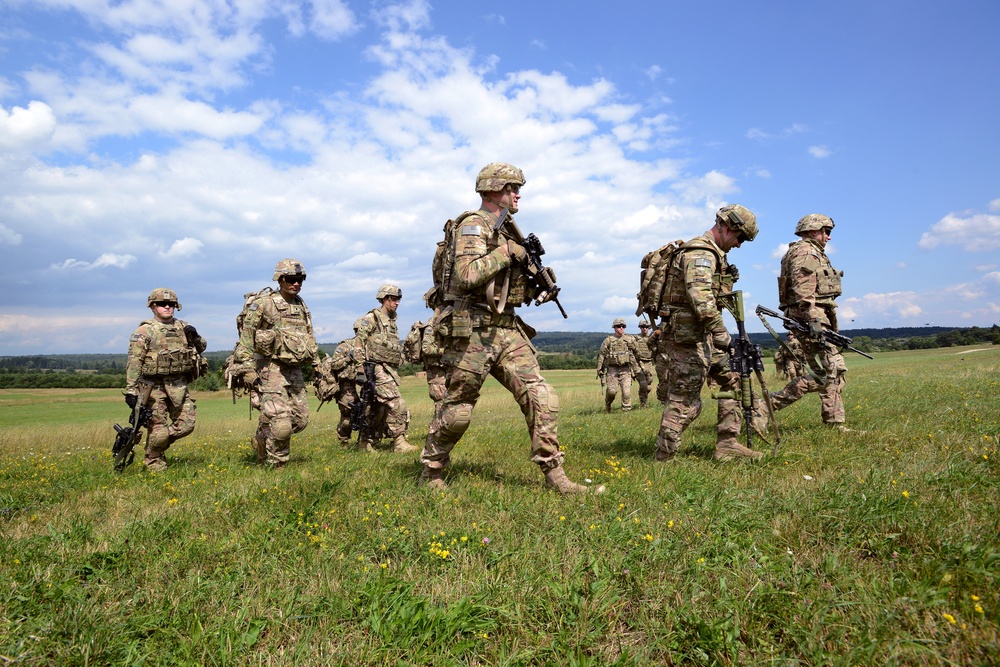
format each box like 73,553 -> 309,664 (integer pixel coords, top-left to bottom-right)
712,291 -> 781,456
112,379 -> 154,472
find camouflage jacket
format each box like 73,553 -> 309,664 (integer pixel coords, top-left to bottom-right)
354,307 -> 404,368
663,232 -> 733,343
449,208 -> 529,314
778,238 -> 843,327
631,333 -> 655,362
233,291 -> 319,371
126,318 -> 206,392
597,334 -> 640,374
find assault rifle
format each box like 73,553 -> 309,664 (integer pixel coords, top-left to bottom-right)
348,361 -> 380,444
494,209 -> 568,318
755,305 -> 873,360
712,291 -> 780,455
112,379 -> 154,472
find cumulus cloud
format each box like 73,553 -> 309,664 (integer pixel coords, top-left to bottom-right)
161,238 -> 204,258
770,243 -> 790,260
602,295 -> 636,312
0,101 -> 56,150
918,206 -> 1000,252
311,0 -> 359,38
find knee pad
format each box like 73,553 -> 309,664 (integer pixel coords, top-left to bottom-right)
147,427 -> 170,452
443,404 -> 473,437
271,417 -> 293,441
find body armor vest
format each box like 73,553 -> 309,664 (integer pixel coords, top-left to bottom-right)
253,294 -> 317,364
139,320 -> 199,376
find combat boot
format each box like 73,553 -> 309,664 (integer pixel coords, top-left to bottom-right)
144,456 -> 168,472
419,464 -> 447,490
543,464 -> 604,495
713,439 -> 764,462
389,435 -> 419,453
353,439 -> 375,453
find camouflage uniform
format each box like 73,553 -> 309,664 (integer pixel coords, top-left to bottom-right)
773,333 -> 805,379
771,215 -> 847,424
656,205 -> 761,461
597,319 -> 641,412
353,298 -> 413,450
421,162 -> 597,494
232,260 -> 319,466
632,323 -> 657,408
125,288 -> 206,470
319,338 -> 360,446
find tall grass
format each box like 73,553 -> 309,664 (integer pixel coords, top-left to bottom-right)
1,345 -> 997,665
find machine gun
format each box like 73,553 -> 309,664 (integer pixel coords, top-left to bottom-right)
712,291 -> 780,455
348,361 -> 380,444
755,305 -> 873,360
494,209 -> 568,318
112,380 -> 154,472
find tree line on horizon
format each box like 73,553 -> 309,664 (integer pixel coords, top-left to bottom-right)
1,325 -> 997,389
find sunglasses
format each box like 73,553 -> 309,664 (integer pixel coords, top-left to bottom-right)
282,275 -> 306,284
152,301 -> 176,308
614,325 -> 625,329
505,184 -> 521,194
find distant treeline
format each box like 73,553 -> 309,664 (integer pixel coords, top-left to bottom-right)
1,325 -> 996,387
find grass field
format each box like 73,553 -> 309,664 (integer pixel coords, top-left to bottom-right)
1,345 -> 998,665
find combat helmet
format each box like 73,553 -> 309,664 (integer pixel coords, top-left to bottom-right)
612,317 -> 627,328
717,204 -> 758,242
273,258 -> 307,281
795,213 -> 835,236
147,288 -> 181,310
638,318 -> 650,328
475,162 -> 526,194
376,284 -> 402,301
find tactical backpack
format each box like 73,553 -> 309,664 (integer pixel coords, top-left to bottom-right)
635,240 -> 684,321
428,212 -> 478,308
402,321 -> 425,364
222,287 -> 276,397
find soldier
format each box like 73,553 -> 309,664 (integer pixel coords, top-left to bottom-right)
770,214 -> 849,429
633,318 -> 657,408
125,288 -> 207,471
597,318 -> 641,412
351,284 -> 417,453
420,162 -> 602,494
656,205 -> 762,462
773,331 -> 804,380
315,337 -> 359,447
232,259 -> 320,467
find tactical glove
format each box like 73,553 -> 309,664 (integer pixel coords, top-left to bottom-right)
711,327 -> 732,351
183,324 -> 199,340
506,240 -> 529,265
727,264 -> 740,282
809,320 -> 824,339
125,393 -> 138,409
243,371 -> 260,387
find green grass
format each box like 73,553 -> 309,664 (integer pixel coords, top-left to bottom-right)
1,345 -> 998,665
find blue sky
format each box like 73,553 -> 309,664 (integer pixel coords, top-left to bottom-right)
1,0 -> 998,355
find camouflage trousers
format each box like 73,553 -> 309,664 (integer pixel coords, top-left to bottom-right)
335,378 -> 357,444
424,360 -> 447,405
144,376 -> 196,466
422,325 -> 563,470
604,365 -> 633,411
654,351 -> 671,404
372,363 -> 410,442
636,360 -> 655,407
252,360 -> 309,465
770,339 -> 847,424
657,337 -> 741,456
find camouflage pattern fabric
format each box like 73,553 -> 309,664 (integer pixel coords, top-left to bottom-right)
422,325 -> 562,468
774,236 -> 848,424
233,290 -> 318,466
125,317 -> 207,469
354,308 -> 410,446
632,333 -> 656,407
335,378 -> 358,445
603,365 -> 634,412
773,335 -> 805,379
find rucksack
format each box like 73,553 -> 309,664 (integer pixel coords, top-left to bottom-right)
222,287 -> 275,398
235,287 -> 274,333
635,240 -> 684,320
428,211 -> 478,308
402,321 -> 425,364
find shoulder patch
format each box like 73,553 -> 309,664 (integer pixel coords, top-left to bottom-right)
694,258 -> 713,268
461,225 -> 482,236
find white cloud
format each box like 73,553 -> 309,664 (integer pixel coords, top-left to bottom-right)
51,254 -> 136,271
311,0 -> 359,38
0,223 -> 23,245
645,65 -> 662,81
161,238 -> 204,259
746,123 -> 807,141
808,145 -> 831,159
770,243 -> 790,260
602,295 -> 636,313
0,101 -> 56,150
918,207 -> 1000,252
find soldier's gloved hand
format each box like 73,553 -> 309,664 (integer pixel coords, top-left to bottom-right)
506,240 -> 529,265
809,320 -> 824,339
728,264 -> 740,282
709,354 -> 730,377
125,393 -> 138,409
183,324 -> 199,340
711,327 -> 732,351
243,371 -> 260,387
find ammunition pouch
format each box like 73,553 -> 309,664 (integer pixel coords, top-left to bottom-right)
140,347 -> 199,376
